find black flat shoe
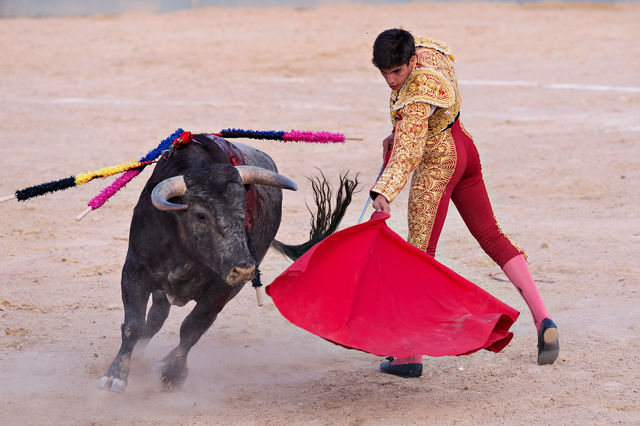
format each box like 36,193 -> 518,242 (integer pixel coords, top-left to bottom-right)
537,318 -> 559,365
380,358 -> 423,378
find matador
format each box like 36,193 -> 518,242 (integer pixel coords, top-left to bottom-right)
369,29 -> 559,378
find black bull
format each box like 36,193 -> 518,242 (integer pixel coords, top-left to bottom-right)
98,134 -> 357,392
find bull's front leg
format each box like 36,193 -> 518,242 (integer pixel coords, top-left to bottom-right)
135,290 -> 171,352
98,273 -> 150,393
157,286 -> 232,390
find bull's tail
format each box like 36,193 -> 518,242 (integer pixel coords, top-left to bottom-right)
271,171 -> 359,261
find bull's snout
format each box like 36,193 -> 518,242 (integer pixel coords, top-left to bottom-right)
226,264 -> 256,285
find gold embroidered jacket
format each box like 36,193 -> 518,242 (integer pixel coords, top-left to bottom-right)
372,36 -> 461,202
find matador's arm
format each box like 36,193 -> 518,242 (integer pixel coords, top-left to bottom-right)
371,102 -> 434,202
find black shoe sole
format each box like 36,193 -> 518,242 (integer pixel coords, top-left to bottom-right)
379,361 -> 422,378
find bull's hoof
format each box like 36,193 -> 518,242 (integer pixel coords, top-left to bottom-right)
160,362 -> 188,390
97,376 -> 128,393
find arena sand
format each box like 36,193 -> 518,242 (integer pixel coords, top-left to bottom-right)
1,2 -> 639,424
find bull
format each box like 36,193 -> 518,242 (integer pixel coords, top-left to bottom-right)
98,133 -> 357,392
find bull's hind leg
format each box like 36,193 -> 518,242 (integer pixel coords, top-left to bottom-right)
157,287 -> 231,390
98,275 -> 149,393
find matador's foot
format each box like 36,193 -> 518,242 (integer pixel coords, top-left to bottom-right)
380,357 -> 423,378
537,318 -> 559,365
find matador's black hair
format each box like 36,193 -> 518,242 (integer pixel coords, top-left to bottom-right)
372,28 -> 415,70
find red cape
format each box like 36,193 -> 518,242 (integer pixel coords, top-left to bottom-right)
266,211 -> 519,358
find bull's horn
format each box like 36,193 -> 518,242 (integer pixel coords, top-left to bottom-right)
151,175 -> 188,210
235,166 -> 297,191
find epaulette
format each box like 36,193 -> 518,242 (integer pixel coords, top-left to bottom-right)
392,68 -> 456,111
414,36 -> 455,61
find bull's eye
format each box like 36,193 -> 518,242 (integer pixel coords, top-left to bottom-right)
195,212 -> 207,221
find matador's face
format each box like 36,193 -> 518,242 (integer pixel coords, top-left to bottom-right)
379,55 -> 416,91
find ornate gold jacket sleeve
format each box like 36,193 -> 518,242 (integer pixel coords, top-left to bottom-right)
371,101 -> 432,202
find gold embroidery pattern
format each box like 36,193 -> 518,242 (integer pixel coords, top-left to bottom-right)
406,129 -> 457,251
493,214 -> 528,260
372,102 -> 431,202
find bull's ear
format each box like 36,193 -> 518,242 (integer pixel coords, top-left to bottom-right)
151,175 -> 189,210
235,166 -> 297,191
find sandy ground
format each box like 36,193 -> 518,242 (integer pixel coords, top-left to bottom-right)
1,2 -> 639,424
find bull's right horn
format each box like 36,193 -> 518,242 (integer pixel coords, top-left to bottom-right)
151,175 -> 188,210
236,166 -> 297,191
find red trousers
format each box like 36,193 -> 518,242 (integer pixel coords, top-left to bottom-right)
408,119 -> 522,268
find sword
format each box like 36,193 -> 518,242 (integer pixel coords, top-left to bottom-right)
357,150 -> 391,224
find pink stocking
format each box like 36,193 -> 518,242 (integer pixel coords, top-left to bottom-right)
391,354 -> 423,365
502,255 -> 550,331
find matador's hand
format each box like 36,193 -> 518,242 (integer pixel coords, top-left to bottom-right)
372,194 -> 391,213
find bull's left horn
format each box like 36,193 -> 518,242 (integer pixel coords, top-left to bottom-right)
236,166 -> 297,191
151,175 -> 188,210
